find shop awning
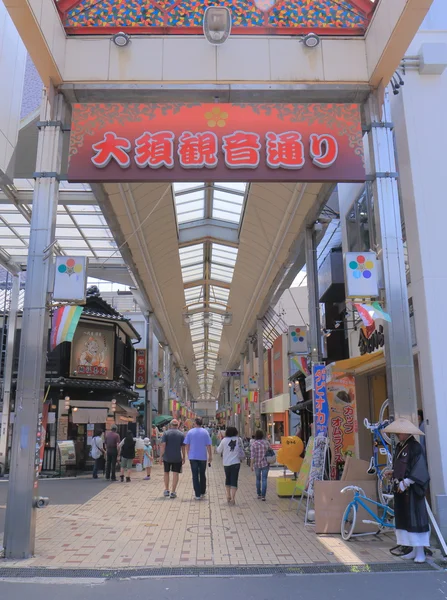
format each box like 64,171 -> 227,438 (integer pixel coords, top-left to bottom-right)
261,393 -> 290,415
116,402 -> 139,418
329,350 -> 385,375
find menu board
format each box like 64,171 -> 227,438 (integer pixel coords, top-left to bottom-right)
57,440 -> 76,466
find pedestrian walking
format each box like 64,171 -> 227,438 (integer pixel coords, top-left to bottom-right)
143,437 -> 153,480
118,430 -> 136,483
91,429 -> 105,479
383,418 -> 430,563
216,426 -> 245,505
159,419 -> 185,499
184,418 -> 212,500
105,424 -> 120,482
212,429 -> 219,454
251,430 -> 271,501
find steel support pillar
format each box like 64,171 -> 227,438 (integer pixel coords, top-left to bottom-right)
248,338 -> 255,435
145,312 -> 154,436
4,90 -> 66,558
239,353 -> 245,437
365,93 -> 417,422
163,347 -> 170,415
224,381 -> 229,426
0,273 -> 21,472
256,319 -> 264,434
305,226 -> 322,365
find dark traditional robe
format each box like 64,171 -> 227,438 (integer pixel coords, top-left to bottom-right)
393,436 -> 430,534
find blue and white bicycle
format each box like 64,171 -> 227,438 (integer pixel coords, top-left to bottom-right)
364,405 -> 394,506
341,485 -> 395,541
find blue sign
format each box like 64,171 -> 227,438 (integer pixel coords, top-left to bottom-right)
313,365 -> 328,436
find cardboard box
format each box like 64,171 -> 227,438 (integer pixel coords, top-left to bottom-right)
314,480 -> 380,534
341,457 -> 376,482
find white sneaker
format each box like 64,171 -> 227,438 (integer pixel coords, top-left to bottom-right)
194,496 -> 201,501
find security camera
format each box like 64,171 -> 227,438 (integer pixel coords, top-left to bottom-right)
33,496 -> 50,508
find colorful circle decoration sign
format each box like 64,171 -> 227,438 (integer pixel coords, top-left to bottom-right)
291,327 -> 305,344
58,258 -> 83,277
348,255 -> 374,280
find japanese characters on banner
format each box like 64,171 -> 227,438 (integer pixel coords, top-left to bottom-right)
288,326 -> 308,354
53,256 -> 87,302
345,252 -> 378,298
312,365 -> 328,436
327,373 -> 357,479
68,104 -> 365,183
135,349 -> 146,389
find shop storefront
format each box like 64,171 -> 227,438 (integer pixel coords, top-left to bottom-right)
261,393 -> 290,447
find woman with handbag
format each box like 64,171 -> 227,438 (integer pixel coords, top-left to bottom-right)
216,426 -> 245,505
91,429 -> 105,479
251,430 -> 274,501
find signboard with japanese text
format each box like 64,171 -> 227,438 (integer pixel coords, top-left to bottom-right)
313,365 -> 328,436
327,373 -> 357,480
68,103 -> 365,183
135,349 -> 146,388
70,322 -> 115,380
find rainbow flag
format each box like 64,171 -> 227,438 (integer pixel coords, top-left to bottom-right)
50,306 -> 83,351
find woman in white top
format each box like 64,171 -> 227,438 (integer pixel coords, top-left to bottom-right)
217,426 -> 244,505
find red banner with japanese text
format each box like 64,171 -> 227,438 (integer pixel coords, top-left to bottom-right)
135,349 -> 146,389
327,373 -> 357,480
68,103 -> 365,183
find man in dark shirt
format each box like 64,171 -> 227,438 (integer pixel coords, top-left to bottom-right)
159,419 -> 185,499
105,425 -> 120,481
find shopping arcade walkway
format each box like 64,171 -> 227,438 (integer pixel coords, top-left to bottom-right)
0,460 -> 402,569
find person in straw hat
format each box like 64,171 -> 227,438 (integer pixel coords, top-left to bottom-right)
383,417 -> 430,563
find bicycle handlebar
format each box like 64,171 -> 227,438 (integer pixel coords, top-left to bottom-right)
341,485 -> 366,496
363,417 -> 389,431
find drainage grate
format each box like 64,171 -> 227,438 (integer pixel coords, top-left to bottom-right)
0,562 -> 437,579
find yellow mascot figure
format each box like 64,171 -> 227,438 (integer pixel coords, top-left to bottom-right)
276,436 -> 304,497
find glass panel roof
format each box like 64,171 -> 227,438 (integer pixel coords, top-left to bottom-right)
0,181 -> 124,266
173,183 -> 247,399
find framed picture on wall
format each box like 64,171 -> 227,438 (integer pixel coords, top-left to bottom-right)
70,322 -> 115,380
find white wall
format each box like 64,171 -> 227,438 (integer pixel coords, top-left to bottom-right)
389,2 -> 447,517
0,1 -> 26,177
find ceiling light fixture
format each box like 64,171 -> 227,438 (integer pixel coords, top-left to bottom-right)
203,6 -> 232,45
112,32 -> 131,47
302,33 -> 320,48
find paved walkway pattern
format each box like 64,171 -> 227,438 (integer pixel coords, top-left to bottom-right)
1,460 -> 400,568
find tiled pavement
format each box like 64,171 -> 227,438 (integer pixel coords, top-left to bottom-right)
0,459 -> 400,568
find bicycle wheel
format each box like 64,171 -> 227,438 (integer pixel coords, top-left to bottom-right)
379,399 -> 392,444
378,470 -> 394,508
341,503 -> 357,541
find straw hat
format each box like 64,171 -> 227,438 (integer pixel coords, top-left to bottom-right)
383,417 -> 425,436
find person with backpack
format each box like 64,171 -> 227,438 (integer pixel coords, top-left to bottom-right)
216,426 -> 245,505
91,429 -> 105,479
118,430 -> 136,482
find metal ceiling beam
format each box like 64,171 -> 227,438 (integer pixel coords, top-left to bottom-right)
178,219 -> 239,246
60,83 -> 372,105
184,279 -> 231,290
0,190 -> 97,205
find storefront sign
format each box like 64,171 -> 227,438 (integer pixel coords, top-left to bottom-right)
70,322 -> 115,380
288,326 -> 308,354
135,349 -> 146,388
345,252 -> 378,298
57,440 -> 76,466
313,365 -> 328,436
53,256 -> 88,302
327,373 -> 357,480
68,103 -> 365,183
358,324 -> 384,355
222,371 -> 241,377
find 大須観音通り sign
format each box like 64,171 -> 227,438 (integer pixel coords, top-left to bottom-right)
67,103 -> 365,183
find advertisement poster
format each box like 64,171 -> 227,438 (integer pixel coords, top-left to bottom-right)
272,336 -> 284,396
313,365 -> 328,437
327,373 -> 357,480
70,323 -> 115,380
